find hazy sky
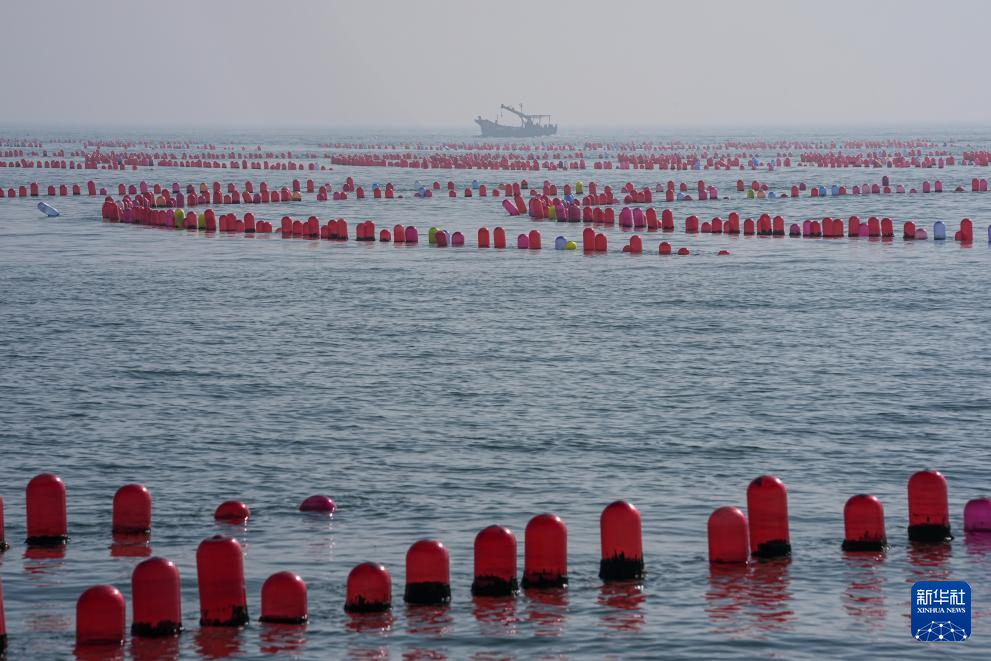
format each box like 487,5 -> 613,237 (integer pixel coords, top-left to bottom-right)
2,0 -> 988,128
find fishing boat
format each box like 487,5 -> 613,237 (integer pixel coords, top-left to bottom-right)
475,104 -> 557,138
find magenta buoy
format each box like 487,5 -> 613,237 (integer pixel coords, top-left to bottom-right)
964,498 -> 991,532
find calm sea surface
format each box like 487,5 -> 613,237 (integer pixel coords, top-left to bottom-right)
1,127 -> 990,659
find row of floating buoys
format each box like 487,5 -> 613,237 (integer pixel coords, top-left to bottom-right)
5,172 -> 987,205
14,484 -> 643,645
7,469 -> 991,650
18,475 -> 329,547
97,195 -> 991,248
75,542 -> 307,645
97,186 -> 302,211
708,470 -> 988,564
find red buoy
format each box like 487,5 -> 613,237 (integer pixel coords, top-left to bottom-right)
493,227 -> 507,249
908,470 -> 952,542
599,500 -> 644,582
471,525 -> 518,597
404,539 -> 451,605
841,495 -> 887,552
132,557 -> 182,636
113,484 -> 152,534
76,585 -> 126,646
478,227 -> 490,248
522,513 -> 567,589
260,572 -> 308,624
659,241 -> 672,255
707,506 -> 750,564
746,476 -> 791,558
196,536 -> 249,626
594,233 -> 607,253
214,500 -> 250,524
345,562 -> 391,613
528,229 -> 541,250
298,495 -> 335,514
26,473 -> 68,545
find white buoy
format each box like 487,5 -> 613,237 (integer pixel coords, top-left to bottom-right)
37,202 -> 60,217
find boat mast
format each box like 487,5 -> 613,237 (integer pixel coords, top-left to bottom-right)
499,104 -> 551,127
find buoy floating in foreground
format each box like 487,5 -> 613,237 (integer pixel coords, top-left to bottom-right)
522,513 -> 568,589
112,484 -> 152,535
345,562 -> 392,613
907,470 -> 952,542
747,475 -> 791,558
598,500 -> 645,582
403,539 -> 451,605
196,536 -> 249,626
76,585 -> 126,646
471,525 -> 518,597
131,557 -> 183,636
26,473 -> 68,546
842,495 -> 888,552
708,506 -> 750,564
260,571 -> 308,624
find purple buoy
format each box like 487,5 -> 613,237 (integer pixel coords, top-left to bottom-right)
404,226 -> 419,243
517,234 -> 529,249
858,224 -> 870,238
788,223 -> 800,237
964,498 -> 991,532
451,231 -> 465,247
299,495 -> 336,514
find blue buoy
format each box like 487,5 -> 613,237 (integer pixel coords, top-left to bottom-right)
37,202 -> 60,217
554,236 -> 566,250
933,221 -> 946,240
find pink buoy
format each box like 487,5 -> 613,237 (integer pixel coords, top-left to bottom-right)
963,498 -> 991,532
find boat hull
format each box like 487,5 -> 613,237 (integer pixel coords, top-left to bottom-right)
475,118 -> 557,138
